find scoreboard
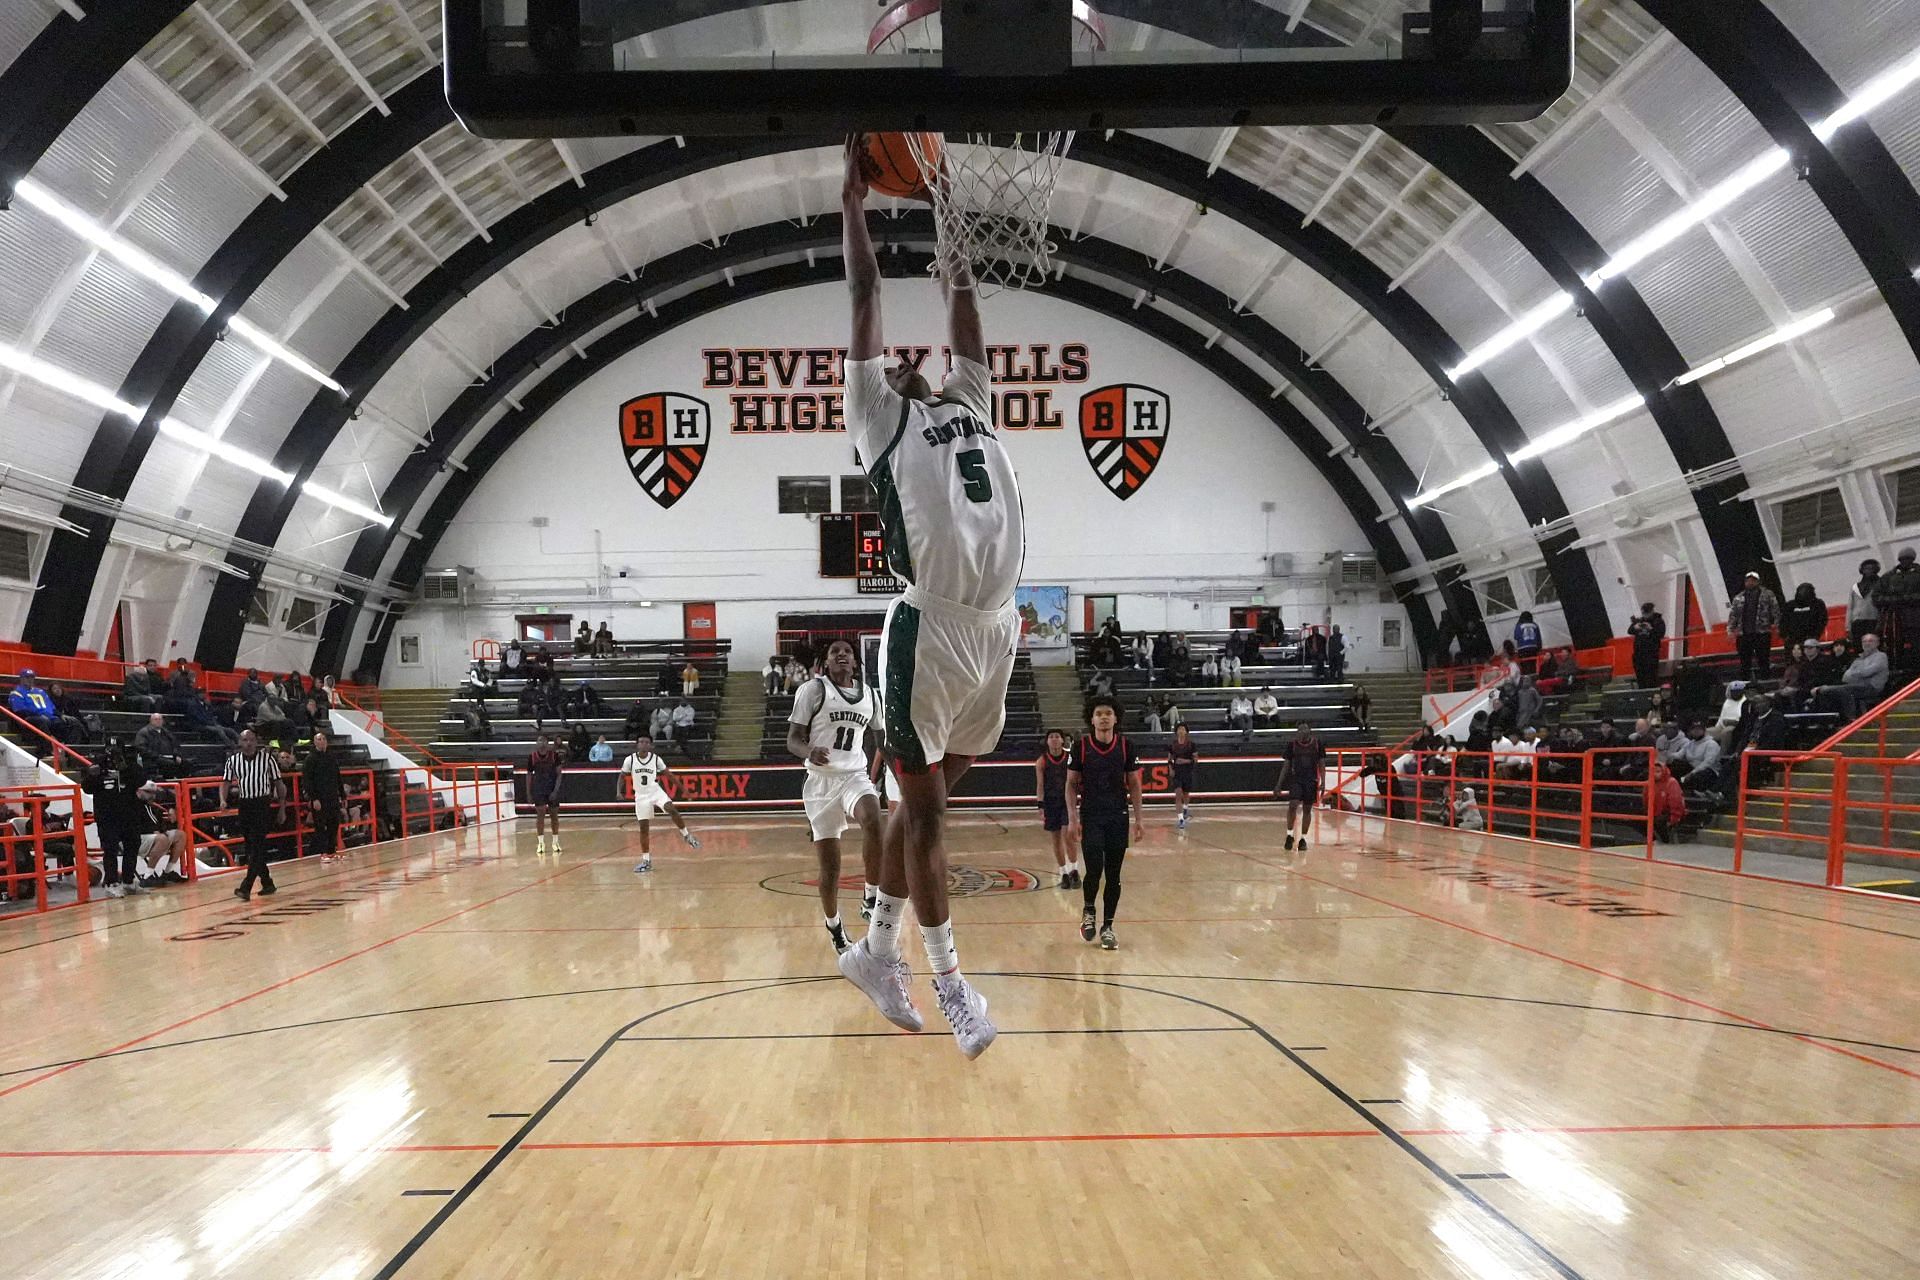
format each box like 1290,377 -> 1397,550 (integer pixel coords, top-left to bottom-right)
819,512 -> 901,595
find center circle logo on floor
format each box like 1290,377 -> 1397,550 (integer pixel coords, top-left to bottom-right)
760,865 -> 1045,898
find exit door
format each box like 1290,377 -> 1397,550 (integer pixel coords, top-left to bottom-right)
683,602 -> 717,657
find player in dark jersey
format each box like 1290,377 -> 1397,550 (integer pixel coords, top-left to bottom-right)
527,733 -> 564,853
1068,696 -> 1144,950
1167,723 -> 1199,830
1274,721 -> 1325,851
1034,729 -> 1076,888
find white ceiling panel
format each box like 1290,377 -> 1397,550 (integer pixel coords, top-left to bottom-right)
1628,226 -> 1774,363
1533,117 -> 1680,254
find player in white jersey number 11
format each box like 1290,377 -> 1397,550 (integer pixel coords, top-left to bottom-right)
834,136 -> 1025,1060
621,734 -> 700,873
786,639 -> 887,956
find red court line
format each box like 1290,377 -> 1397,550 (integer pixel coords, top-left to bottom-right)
1227,844 -> 1920,1083
422,913 -> 1413,935
0,855 -> 605,1101
5,1118 -> 1916,1159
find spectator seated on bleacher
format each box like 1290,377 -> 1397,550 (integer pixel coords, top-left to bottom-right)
164,664 -> 239,745
1668,723 -> 1722,793
588,734 -> 614,763
1200,655 -> 1219,687
121,658 -> 163,712
1710,682 -> 1754,747
1,801 -> 78,901
1253,687 -> 1281,730
1485,690 -> 1514,736
502,639 -> 525,673
593,622 -> 616,657
1144,696 -> 1181,733
575,620 -> 594,653
649,703 -> 673,743
1493,728 -> 1538,779
1221,650 -> 1243,688
566,680 -> 607,717
137,791 -> 191,887
764,656 -> 784,697
1777,641 -> 1825,711
1349,683 -> 1373,730
1168,633 -> 1192,684
1588,719 -> 1628,780
1652,764 -> 1689,842
460,696 -> 492,740
135,713 -> 189,777
1646,686 -> 1676,728
469,657 -> 497,693
681,662 -> 701,697
624,700 -> 650,739
1813,632 -> 1889,721
1544,726 -> 1586,783
7,670 -> 74,743
253,689 -> 291,746
1229,693 -> 1255,741
530,645 -> 557,679
567,722 -> 592,762
1535,647 -> 1579,695
236,668 -> 268,713
671,698 -> 698,755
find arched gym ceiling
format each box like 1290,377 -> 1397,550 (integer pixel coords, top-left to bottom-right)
3,0 -> 1919,672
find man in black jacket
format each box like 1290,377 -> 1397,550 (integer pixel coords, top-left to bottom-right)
302,728 -> 346,860
1779,583 -> 1827,655
1626,603 -> 1666,690
84,739 -> 152,899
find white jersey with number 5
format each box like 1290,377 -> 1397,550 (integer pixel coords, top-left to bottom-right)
845,354 -> 1024,611
789,677 -> 880,774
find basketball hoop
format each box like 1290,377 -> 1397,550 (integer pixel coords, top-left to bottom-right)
868,0 -> 1108,295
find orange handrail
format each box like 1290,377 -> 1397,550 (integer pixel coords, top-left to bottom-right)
0,785 -> 91,912
1812,673 -> 1920,754
0,702 -> 94,772
328,685 -> 447,767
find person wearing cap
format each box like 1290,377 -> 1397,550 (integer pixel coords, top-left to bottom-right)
5,670 -> 65,742
1872,547 -> 1920,678
1710,680 -> 1753,747
1725,571 -> 1781,683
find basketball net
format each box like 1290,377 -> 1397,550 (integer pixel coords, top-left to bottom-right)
869,1 -> 1107,296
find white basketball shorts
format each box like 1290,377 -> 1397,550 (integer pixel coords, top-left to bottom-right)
632,789 -> 668,823
803,768 -> 881,841
880,585 -> 1018,770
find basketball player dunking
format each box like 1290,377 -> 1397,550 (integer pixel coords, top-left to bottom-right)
836,137 -> 1023,1059
787,639 -> 887,955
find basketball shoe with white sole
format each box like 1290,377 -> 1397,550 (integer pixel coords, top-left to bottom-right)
934,974 -> 997,1059
837,937 -> 924,1032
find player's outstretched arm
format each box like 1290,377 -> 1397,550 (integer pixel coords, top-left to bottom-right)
942,259 -> 987,368
843,138 -> 883,362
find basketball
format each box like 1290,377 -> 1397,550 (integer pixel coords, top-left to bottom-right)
858,131 -> 938,199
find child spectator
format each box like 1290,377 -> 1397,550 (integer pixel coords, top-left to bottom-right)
681,661 -> 701,697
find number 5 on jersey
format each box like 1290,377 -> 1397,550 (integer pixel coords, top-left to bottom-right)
957,448 -> 993,503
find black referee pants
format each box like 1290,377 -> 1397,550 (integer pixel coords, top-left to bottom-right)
236,797 -> 275,892
1080,813 -> 1130,924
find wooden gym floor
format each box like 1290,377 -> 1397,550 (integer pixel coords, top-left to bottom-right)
2,807 -> 1917,1279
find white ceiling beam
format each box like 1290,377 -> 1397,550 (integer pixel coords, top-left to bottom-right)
1512,30 -> 1675,178
123,60 -> 287,200
1285,0 -> 1313,32
1388,207 -> 1478,291
1204,126 -> 1240,177
286,0 -> 389,115
553,138 -> 588,188
1354,162 -> 1430,245
415,147 -> 492,241
1233,253 -> 1293,315
1304,308 -> 1371,367
1300,130 -> 1382,229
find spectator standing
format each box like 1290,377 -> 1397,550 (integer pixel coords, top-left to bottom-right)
681,661 -> 701,697
1813,633 -> 1890,720
1513,675 -> 1544,733
1874,548 -> 1920,677
1327,625 -> 1348,680
1726,571 -> 1782,682
1304,628 -> 1328,679
1626,603 -> 1666,690
121,659 -> 162,712
84,739 -> 152,898
302,729 -> 345,861
1512,611 -> 1543,668
222,729 -> 285,901
589,734 -> 615,764
1779,582 -> 1828,653
1848,559 -> 1881,648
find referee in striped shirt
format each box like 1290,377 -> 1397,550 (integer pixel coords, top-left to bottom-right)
222,728 -> 286,901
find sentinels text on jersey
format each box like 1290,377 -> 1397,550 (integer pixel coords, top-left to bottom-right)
796,677 -> 881,772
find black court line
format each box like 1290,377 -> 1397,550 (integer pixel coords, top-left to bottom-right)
1290,1045 -> 1328,1051
616,1026 -> 1245,1043
371,976 -> 835,1280
1359,1098 -> 1403,1105
546,1058 -> 584,1064
9,965 -> 1920,1084
369,974 -> 1585,1280
1457,1172 -> 1513,1181
487,1113 -> 531,1119
401,1189 -> 457,1197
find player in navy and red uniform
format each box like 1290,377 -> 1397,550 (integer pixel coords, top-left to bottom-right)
527,733 -> 564,854
1068,696 -> 1144,950
1167,723 -> 1199,830
1274,721 -> 1325,851
1035,729 -> 1076,888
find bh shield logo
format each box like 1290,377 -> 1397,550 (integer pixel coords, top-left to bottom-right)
619,393 -> 710,509
1079,384 -> 1170,499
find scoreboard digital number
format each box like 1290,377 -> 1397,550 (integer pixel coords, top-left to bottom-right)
819,512 -> 901,595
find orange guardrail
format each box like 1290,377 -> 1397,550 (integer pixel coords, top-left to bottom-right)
387,762 -> 510,836
0,784 -> 91,913
1734,750 -> 1919,890
329,685 -> 447,767
175,766 -> 378,872
1812,673 -> 1920,754
0,702 -> 94,772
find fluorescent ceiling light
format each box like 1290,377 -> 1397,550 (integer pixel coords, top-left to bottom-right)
1673,309 -> 1837,386
0,341 -> 142,418
302,481 -> 393,527
1448,291 -> 1573,380
156,417 -> 292,485
1407,460 -> 1501,509
1506,393 -> 1646,464
1814,46 -> 1920,142
13,177 -> 344,394
1585,148 -> 1792,288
